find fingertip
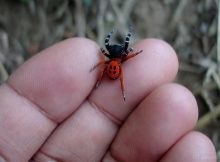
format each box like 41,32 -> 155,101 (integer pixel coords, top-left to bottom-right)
7,37 -> 101,123
190,131 -> 216,156
153,83 -> 199,127
134,38 -> 179,80
161,131 -> 217,162
191,132 -> 217,161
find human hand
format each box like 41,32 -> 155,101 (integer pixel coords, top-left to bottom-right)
0,38 -> 216,162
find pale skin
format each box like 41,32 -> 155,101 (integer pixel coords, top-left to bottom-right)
0,38 -> 216,162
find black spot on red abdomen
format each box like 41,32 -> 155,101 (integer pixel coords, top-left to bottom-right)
107,61 -> 120,80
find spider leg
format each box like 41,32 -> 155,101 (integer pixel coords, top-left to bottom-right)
124,29 -> 132,51
119,67 -> 126,101
100,47 -> 110,58
122,50 -> 143,62
90,59 -> 111,72
95,66 -> 107,88
105,29 -> 114,50
125,47 -> 134,55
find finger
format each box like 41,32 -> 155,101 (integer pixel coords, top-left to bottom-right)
103,83 -> 198,162
8,38 -> 100,122
0,38 -> 100,161
160,131 -> 216,162
32,39 -> 179,162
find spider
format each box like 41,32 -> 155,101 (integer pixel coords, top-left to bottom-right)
91,29 -> 143,101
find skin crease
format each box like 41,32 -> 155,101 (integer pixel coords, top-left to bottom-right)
0,38 -> 216,162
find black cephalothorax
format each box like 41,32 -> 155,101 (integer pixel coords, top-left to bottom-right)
100,29 -> 133,59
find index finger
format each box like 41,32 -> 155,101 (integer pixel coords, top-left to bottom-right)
0,38 -> 100,161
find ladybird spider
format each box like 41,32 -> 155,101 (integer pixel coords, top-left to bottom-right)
91,29 -> 143,101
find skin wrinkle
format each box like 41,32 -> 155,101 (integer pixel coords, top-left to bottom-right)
35,100 -> 117,162
87,99 -> 122,126
6,82 -> 58,125
33,150 -> 65,162
157,130 -> 190,161
0,84 -> 56,161
159,132 -> 217,162
34,141 -> 88,162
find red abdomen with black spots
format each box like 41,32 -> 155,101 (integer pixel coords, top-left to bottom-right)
106,60 -> 120,80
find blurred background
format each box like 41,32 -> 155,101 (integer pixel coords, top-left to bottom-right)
0,0 -> 219,160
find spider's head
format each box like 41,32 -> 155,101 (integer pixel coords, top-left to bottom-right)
107,44 -> 126,59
